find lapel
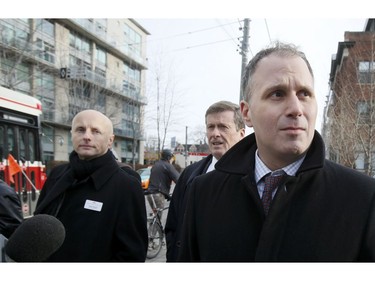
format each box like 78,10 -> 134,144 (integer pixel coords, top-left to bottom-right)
36,166 -> 74,213
255,175 -> 300,260
241,174 -> 264,216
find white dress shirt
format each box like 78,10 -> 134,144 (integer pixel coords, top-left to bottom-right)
206,156 -> 218,173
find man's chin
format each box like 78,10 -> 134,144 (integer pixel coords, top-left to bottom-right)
282,143 -> 309,157
211,149 -> 224,159
77,152 -> 96,160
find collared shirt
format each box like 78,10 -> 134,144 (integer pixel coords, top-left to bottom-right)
206,156 -> 218,173
254,150 -> 305,199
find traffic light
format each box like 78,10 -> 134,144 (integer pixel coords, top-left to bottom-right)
59,68 -> 71,79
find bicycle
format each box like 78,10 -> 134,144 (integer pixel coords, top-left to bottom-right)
144,190 -> 171,259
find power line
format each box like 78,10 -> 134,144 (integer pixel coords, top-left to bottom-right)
215,19 -> 241,47
145,20 -> 244,44
147,20 -> 244,53
169,37 -> 239,52
264,19 -> 272,43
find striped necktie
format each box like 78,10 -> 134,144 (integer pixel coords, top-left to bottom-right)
262,172 -> 285,215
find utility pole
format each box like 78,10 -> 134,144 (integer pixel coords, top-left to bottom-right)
156,76 -> 161,158
239,18 -> 250,103
185,126 -> 188,168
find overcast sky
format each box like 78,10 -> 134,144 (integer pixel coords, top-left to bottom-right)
5,1 -> 369,147
137,18 -> 367,145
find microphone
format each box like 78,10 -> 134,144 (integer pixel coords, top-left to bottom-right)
4,214 -> 65,262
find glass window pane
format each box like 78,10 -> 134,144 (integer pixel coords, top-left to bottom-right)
355,152 -> 365,170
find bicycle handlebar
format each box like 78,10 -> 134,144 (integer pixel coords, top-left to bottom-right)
144,189 -> 172,201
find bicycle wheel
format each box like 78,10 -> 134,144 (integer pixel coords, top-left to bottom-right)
147,220 -> 163,259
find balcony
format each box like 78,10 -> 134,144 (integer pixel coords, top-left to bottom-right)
60,19 -> 148,69
0,36 -> 56,67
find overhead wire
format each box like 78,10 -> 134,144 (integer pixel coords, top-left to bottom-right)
264,19 -> 272,43
144,19 -> 244,54
144,19 -> 243,44
170,37 -> 239,52
215,19 -> 240,47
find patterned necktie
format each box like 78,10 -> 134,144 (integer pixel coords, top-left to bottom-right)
262,172 -> 285,215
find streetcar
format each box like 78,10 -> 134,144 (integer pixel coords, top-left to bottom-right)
0,86 -> 46,217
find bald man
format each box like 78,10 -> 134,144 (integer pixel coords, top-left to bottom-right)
35,110 -> 148,262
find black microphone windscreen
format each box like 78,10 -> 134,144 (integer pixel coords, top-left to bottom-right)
5,214 -> 65,262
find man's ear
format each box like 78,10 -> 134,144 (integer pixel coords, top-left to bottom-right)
108,134 -> 115,148
240,101 -> 253,128
239,128 -> 246,138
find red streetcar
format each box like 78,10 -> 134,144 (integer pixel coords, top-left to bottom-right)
0,86 -> 46,217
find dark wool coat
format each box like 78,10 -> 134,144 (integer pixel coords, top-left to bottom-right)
165,155 -> 213,262
0,180 -> 23,238
178,131 -> 375,262
35,151 -> 148,262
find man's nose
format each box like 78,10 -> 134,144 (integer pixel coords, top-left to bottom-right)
83,130 -> 93,139
211,127 -> 221,137
286,95 -> 303,117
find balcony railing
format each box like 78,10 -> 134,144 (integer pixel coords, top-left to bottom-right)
70,19 -> 148,67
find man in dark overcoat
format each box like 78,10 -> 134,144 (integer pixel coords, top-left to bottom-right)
178,42 -> 375,262
35,109 -> 147,261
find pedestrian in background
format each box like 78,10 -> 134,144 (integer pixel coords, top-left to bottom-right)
35,109 -> 148,262
146,149 -> 180,219
165,100 -> 245,261
178,41 -> 375,261
0,179 -> 23,239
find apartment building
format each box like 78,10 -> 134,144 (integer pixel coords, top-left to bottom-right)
0,19 -> 149,169
323,18 -> 375,176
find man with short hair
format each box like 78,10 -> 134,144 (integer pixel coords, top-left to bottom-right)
35,109 -> 148,262
146,149 -> 180,219
178,42 -> 375,262
165,100 -> 245,261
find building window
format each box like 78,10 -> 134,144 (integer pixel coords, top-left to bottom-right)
14,28 -> 29,49
357,100 -> 370,122
0,21 -> 29,49
121,139 -> 136,154
36,71 -> 55,121
98,93 -> 106,108
70,84 -> 91,100
36,19 -> 54,38
69,32 -> 91,55
123,23 -> 141,56
41,126 -> 54,153
358,61 -> 375,84
355,152 -> 365,170
123,103 -> 138,118
0,60 -> 31,92
96,46 -> 107,66
35,71 -> 54,97
68,104 -> 83,121
124,63 -> 141,82
36,39 -> 55,63
69,55 -> 91,79
1,21 -> 14,44
70,55 -> 91,69
40,97 -> 54,121
372,152 -> 375,177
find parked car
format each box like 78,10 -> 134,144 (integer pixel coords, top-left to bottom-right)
137,167 -> 152,190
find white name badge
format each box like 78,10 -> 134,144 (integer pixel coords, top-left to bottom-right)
84,200 -> 103,212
